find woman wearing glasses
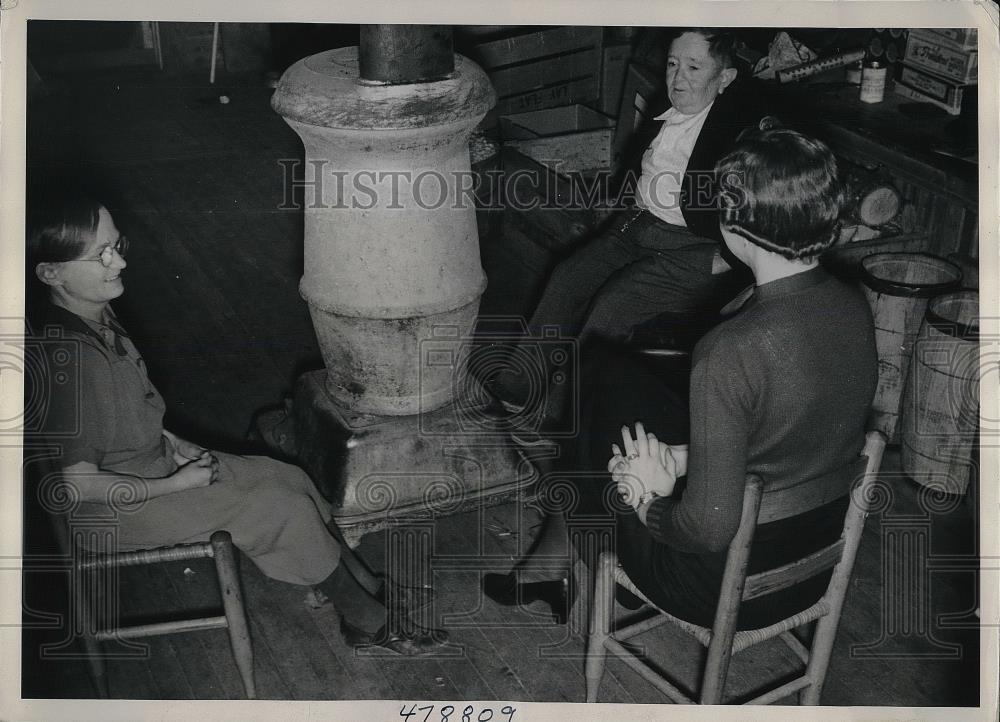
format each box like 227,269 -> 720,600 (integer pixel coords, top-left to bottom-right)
28,195 -> 447,656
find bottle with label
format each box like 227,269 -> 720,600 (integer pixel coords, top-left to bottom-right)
860,60 -> 887,103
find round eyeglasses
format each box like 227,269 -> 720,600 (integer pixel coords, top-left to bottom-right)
67,236 -> 129,268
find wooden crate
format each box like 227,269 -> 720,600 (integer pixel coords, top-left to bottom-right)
612,62 -> 662,168
597,42 -> 632,117
500,147 -> 600,252
465,26 -> 603,115
501,104 -> 615,175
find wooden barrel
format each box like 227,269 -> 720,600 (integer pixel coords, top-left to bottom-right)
901,291 -> 979,494
860,253 -> 962,436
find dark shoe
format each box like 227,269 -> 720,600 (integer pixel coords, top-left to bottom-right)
374,578 -> 436,613
482,571 -> 577,625
483,371 -> 531,412
340,618 -> 449,656
251,399 -> 297,458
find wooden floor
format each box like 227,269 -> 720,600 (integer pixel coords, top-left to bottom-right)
22,64 -> 980,706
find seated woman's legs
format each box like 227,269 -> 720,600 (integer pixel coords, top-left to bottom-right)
112,452 -> 445,654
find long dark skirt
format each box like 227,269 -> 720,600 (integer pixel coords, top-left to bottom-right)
563,343 -> 842,631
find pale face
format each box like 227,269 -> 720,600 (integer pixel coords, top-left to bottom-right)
666,32 -> 738,115
41,206 -> 127,320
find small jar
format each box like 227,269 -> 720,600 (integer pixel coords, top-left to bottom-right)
860,60 -> 887,103
846,60 -> 863,85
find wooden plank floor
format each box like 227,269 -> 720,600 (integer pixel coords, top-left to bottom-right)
21,64 -> 981,706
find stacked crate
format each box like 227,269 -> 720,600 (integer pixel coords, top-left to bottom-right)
894,28 -> 977,115
460,26 -> 635,248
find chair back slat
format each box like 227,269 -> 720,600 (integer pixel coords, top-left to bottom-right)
757,456 -> 867,525
742,541 -> 845,600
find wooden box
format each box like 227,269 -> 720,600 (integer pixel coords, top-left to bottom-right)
904,29 -> 977,84
596,42 -> 632,117
500,147 -> 600,251
612,62 -> 662,169
501,104 -> 615,174
465,26 -> 603,115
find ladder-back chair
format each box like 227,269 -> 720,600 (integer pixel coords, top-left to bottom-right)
51,517 -> 257,699
584,429 -> 886,704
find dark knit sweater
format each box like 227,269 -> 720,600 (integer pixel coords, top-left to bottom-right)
644,266 -> 877,553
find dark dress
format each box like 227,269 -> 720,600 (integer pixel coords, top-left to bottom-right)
573,267 -> 877,630
38,303 -> 340,586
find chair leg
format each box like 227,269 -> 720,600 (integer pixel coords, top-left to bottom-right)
211,531 -> 256,699
81,633 -> 109,698
800,613 -> 839,705
584,551 -> 615,702
75,562 -> 110,698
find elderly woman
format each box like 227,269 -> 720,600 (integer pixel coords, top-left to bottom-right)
485,128 -> 878,630
489,27 -> 768,432
28,192 -> 446,655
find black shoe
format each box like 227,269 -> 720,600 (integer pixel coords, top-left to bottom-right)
374,577 -> 436,614
482,571 -> 577,625
251,399 -> 297,458
340,617 -> 449,656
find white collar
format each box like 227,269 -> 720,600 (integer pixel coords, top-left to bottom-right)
653,101 -> 715,123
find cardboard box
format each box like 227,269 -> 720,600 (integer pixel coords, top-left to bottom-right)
465,26 -> 603,115
893,79 -> 963,115
904,29 -> 977,83
501,104 -> 616,174
898,62 -> 966,104
922,28 -> 977,50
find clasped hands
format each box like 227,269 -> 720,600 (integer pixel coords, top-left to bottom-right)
163,430 -> 219,488
608,421 -> 688,516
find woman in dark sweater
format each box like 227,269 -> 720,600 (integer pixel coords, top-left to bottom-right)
485,128 -> 878,630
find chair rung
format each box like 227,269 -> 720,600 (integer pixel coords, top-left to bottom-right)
78,542 -> 215,571
745,675 -> 813,705
94,615 -> 228,640
779,630 -> 811,665
615,612 -> 674,641
731,599 -> 829,653
605,637 -> 695,704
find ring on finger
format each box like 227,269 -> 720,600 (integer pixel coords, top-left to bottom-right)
627,452 -> 640,460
